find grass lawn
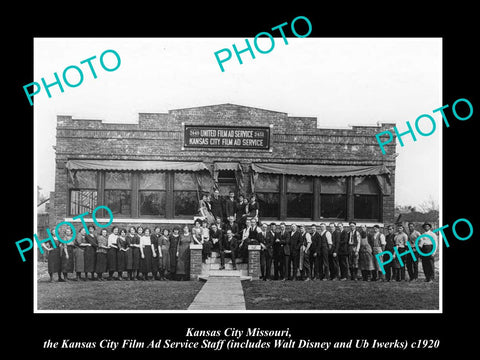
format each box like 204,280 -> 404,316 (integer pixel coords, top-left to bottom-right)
242,278 -> 439,311
37,263 -> 204,310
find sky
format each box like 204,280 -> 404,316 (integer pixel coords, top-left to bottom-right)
34,37 -> 442,208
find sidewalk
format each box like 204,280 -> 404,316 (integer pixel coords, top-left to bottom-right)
188,276 -> 246,310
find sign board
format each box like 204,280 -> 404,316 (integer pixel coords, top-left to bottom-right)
184,125 -> 271,150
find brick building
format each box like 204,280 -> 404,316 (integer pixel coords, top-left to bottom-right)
52,103 -> 396,230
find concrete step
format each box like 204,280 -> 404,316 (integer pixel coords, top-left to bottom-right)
208,269 -> 242,277
199,275 -> 253,282
209,263 -> 248,270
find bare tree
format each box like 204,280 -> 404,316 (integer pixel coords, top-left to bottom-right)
416,195 -> 439,213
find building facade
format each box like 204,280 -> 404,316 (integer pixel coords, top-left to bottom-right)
52,103 -> 396,230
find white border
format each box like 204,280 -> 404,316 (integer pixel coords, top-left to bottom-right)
33,38 -> 443,315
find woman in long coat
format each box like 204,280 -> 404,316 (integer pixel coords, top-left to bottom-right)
116,229 -> 128,280
73,227 -> 87,281
42,235 -> 63,282
95,229 -> 108,280
177,225 -> 193,280
60,227 -> 75,281
358,226 -> 375,281
159,229 -> 171,280
84,225 -> 97,280
169,227 -> 181,279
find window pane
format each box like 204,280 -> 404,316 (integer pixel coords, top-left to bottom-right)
354,194 -> 379,219
139,191 -> 166,216
69,170 -> 97,189
256,173 -> 279,192
174,191 -> 198,216
287,176 -> 313,193
287,193 -> 313,218
70,190 -> 97,215
256,193 -> 279,218
174,172 -> 197,191
139,172 -> 166,190
105,190 -> 131,216
321,177 -> 346,194
354,176 -> 379,194
320,194 -> 347,219
105,172 -> 132,189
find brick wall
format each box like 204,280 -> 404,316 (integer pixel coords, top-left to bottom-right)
53,103 -> 396,226
248,245 -> 261,279
189,244 -> 203,280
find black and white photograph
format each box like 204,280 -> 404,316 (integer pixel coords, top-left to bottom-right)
33,37 -> 442,312
8,7 -> 478,357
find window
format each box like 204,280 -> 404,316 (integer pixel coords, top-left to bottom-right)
174,173 -> 198,217
139,172 -> 166,217
255,173 -> 280,218
320,178 -> 347,219
286,176 -> 313,218
217,170 -> 236,196
105,172 -> 132,217
354,177 -> 380,220
68,171 -> 97,216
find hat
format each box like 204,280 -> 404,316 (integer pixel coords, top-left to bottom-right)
422,222 -> 432,229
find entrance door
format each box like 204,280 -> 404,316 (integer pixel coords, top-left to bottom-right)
217,170 -> 237,196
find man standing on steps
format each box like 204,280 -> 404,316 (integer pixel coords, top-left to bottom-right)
220,229 -> 238,270
224,191 -> 237,223
210,189 -> 224,222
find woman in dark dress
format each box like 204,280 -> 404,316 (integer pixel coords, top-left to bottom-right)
151,226 -> 162,280
125,226 -> 140,280
84,225 -> 98,280
169,227 -> 181,280
247,194 -> 259,220
42,235 -> 63,282
139,228 -> 154,281
95,228 -> 108,280
158,228 -> 171,281
60,227 -> 75,281
116,229 -> 128,280
177,225 -> 193,280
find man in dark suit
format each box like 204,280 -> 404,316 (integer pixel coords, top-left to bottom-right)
269,223 -> 283,280
329,222 -> 341,280
210,189 -> 224,221
224,191 -> 237,222
289,223 -> 302,280
310,224 -> 321,280
278,222 -> 291,281
249,218 -> 261,244
209,223 -> 223,256
224,215 -> 239,239
220,229 -> 238,270
258,223 -> 271,280
333,223 -> 350,280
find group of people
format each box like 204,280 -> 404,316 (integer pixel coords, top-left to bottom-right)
42,225 -> 196,282
42,188 -> 437,284
248,221 -> 437,283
